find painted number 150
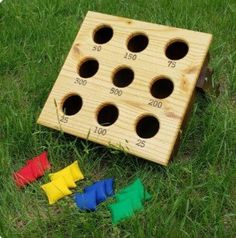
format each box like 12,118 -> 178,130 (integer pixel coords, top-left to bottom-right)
124,52 -> 137,60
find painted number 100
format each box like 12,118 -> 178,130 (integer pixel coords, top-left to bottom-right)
94,126 -> 107,135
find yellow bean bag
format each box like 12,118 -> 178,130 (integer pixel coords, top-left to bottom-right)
41,177 -> 72,205
49,161 -> 84,187
49,168 -> 76,188
68,161 -> 84,182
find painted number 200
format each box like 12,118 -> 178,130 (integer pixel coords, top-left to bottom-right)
148,99 -> 162,108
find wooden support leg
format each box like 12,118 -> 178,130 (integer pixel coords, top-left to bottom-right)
196,53 -> 213,92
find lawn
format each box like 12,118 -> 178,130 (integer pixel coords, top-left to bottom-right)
0,0 -> 236,237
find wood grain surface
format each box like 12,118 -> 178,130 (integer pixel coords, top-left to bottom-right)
37,11 -> 212,165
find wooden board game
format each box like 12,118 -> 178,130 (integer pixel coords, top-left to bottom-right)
37,11 -> 212,165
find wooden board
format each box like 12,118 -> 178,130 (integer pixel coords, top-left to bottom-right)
37,11 -> 212,166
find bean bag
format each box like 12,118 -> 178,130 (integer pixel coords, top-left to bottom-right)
116,191 -> 144,212
68,161 -> 84,182
13,163 -> 35,187
118,178 -> 151,201
108,198 -> 134,224
49,168 -> 76,188
41,177 -> 72,205
27,151 -> 51,177
84,180 -> 107,204
74,190 -> 97,211
101,178 -> 114,196
49,161 -> 84,187
13,151 -> 51,188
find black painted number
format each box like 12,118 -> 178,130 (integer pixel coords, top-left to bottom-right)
74,78 -> 87,86
60,115 -> 68,123
148,99 -> 162,108
92,45 -> 102,51
94,126 -> 107,135
168,60 -> 176,68
110,87 -> 123,96
136,139 -> 145,148
124,52 -> 137,60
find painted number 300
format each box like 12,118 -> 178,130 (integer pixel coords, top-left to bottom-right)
74,78 -> 87,86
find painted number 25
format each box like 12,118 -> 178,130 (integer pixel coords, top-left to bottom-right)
136,139 -> 145,148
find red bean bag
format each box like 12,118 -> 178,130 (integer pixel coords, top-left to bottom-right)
13,151 -> 51,188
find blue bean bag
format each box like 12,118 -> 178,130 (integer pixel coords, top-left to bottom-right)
84,181 -> 107,204
74,190 -> 97,211
102,178 -> 114,196
92,178 -> 114,196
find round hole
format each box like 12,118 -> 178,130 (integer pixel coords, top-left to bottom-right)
93,25 -> 113,44
127,33 -> 149,52
113,67 -> 134,88
136,115 -> 159,139
78,59 -> 99,78
150,78 -> 174,99
97,104 -> 119,127
165,40 -> 189,60
62,94 -> 83,116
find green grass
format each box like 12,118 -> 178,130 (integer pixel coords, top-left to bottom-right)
0,0 -> 236,237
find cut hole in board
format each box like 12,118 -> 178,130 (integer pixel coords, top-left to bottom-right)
62,94 -> 83,116
93,25 -> 113,44
112,67 -> 134,88
97,104 -> 119,127
165,40 -> 189,60
136,115 -> 159,139
78,58 -> 99,78
150,78 -> 174,99
127,33 -> 149,52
